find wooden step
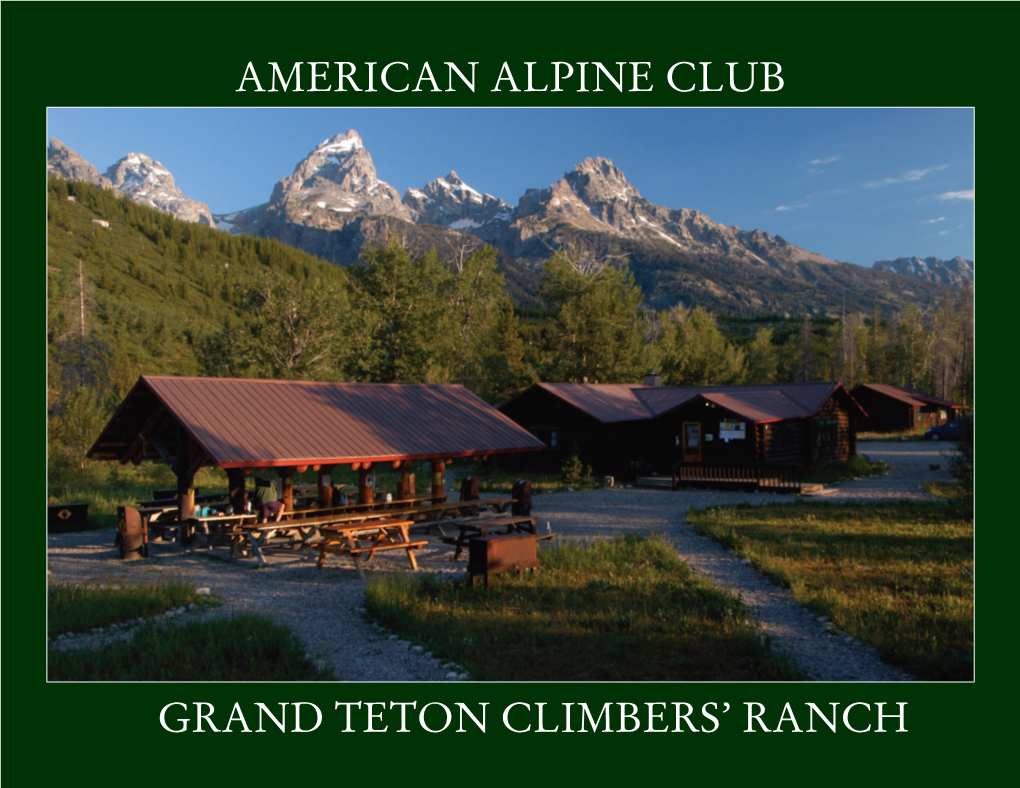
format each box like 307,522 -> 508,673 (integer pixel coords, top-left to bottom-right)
635,477 -> 673,488
801,487 -> 840,497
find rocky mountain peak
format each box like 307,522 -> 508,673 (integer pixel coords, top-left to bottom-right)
871,255 -> 974,286
105,152 -> 215,226
267,130 -> 411,221
402,170 -> 512,239
567,157 -> 641,204
47,138 -> 113,189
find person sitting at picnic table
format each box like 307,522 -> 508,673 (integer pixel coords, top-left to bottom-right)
249,477 -> 285,523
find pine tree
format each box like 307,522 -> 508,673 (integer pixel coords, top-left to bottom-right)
746,327 -> 778,384
540,246 -> 644,383
659,306 -> 745,386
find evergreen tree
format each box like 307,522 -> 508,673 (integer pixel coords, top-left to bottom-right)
745,327 -> 778,384
659,306 -> 745,386
235,269 -> 351,380
51,386 -> 108,470
540,247 -> 644,383
483,302 -> 537,402
352,235 -> 449,383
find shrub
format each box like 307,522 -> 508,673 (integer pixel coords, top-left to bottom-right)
560,453 -> 595,488
948,417 -> 974,501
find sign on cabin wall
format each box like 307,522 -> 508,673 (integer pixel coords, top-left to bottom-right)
719,420 -> 746,441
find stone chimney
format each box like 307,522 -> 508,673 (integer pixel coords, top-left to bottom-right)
643,370 -> 662,388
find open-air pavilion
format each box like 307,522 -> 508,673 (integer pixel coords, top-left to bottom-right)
88,375 -> 546,528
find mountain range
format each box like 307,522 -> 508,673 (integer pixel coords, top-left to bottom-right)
871,256 -> 974,287
47,133 -> 973,315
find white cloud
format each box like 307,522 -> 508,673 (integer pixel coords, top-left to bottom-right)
938,230 -> 950,235
775,203 -> 809,211
922,217 -> 946,224
864,164 -> 948,188
809,155 -> 841,165
903,164 -> 948,181
938,189 -> 974,201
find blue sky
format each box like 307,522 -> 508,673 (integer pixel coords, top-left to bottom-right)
47,107 -> 974,266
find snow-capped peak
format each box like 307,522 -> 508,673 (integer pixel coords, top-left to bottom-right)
318,130 -> 364,155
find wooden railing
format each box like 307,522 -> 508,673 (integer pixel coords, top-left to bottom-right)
671,463 -> 801,492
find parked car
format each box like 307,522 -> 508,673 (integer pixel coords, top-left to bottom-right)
925,419 -> 964,441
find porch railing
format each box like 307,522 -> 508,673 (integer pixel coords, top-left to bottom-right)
671,463 -> 801,492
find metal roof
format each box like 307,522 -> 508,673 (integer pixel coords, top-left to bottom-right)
853,384 -> 963,410
531,382 -> 652,423
89,376 -> 546,468
506,381 -> 862,424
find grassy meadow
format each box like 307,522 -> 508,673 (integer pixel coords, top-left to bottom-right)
364,535 -> 804,681
48,578 -> 211,637
688,501 -> 974,680
48,613 -> 333,681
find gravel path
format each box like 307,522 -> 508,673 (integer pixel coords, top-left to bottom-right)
47,441 -> 949,681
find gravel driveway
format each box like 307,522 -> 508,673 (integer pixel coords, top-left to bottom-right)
47,440 -> 955,681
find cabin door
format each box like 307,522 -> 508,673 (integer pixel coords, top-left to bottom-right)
682,422 -> 702,463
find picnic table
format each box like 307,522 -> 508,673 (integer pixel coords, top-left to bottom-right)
313,519 -> 425,579
219,506 -> 433,562
403,498 -> 515,531
135,493 -> 228,508
439,514 -> 547,559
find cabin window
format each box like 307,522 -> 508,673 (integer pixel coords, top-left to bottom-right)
530,427 -> 560,450
940,409 -> 947,420
813,418 -> 839,447
773,423 -> 796,450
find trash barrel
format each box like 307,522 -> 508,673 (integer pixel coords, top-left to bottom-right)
460,476 -> 480,502
117,506 -> 149,560
511,479 -> 533,516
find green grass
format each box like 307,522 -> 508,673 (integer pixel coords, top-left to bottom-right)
48,614 -> 333,681
801,454 -> 889,485
364,535 -> 804,681
922,481 -> 969,501
688,501 -> 973,680
48,579 -> 215,637
858,429 -> 926,440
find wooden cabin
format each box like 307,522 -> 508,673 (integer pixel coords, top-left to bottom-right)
850,384 -> 964,434
498,382 -> 866,478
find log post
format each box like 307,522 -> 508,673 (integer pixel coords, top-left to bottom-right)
431,459 -> 445,501
176,425 -> 196,542
228,469 -> 246,515
396,461 -> 414,500
281,468 -> 295,513
177,470 -> 196,543
358,464 -> 374,505
318,465 -> 334,509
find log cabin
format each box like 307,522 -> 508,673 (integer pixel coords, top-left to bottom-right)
498,381 -> 866,478
850,384 -> 964,434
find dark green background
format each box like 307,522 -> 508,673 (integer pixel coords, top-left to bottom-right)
5,2 -> 999,783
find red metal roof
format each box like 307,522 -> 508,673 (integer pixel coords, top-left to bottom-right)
532,382 -> 652,424
91,376 -> 546,468
508,381 -> 861,424
854,384 -> 963,409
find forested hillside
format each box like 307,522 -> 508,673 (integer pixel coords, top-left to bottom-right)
47,178 -> 346,402
47,178 -> 973,485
